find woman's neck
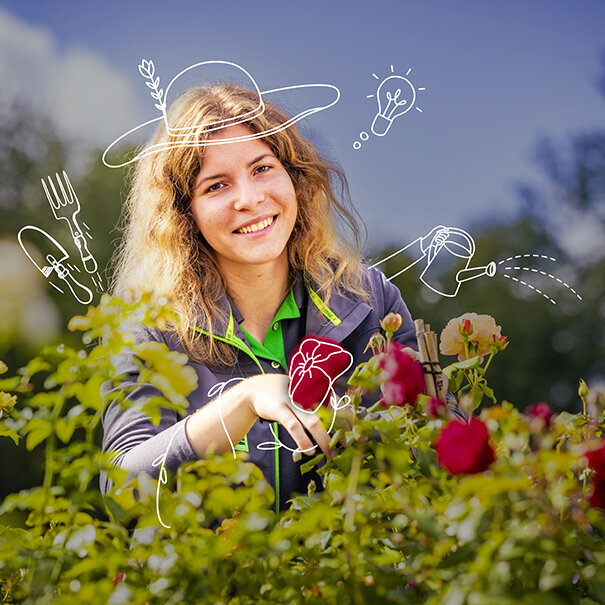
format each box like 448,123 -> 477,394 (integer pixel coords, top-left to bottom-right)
219,256 -> 290,344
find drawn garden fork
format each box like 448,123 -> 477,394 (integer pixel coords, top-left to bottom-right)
42,171 -> 98,274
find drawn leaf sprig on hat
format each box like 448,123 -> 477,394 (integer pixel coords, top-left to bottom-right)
138,59 -> 165,112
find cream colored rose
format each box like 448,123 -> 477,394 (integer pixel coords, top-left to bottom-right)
440,312 -> 502,360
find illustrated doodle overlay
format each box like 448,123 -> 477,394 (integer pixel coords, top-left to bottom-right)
372,225 -> 581,304
354,64 -> 426,149
103,58 -> 341,168
17,171 -> 104,303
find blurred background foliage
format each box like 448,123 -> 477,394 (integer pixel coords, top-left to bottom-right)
1,64 -> 604,498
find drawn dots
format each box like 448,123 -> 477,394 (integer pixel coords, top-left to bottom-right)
353,131 -> 370,150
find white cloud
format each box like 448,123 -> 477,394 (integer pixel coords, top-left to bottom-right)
0,8 -> 141,149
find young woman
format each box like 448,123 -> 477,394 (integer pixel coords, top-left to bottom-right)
100,83 -> 418,511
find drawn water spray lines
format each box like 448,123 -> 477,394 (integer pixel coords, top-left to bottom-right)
494,253 -> 582,305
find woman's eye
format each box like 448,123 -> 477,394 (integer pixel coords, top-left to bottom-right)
255,165 -> 271,175
206,182 -> 224,193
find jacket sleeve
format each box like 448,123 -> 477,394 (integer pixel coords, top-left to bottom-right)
99,325 -> 199,497
372,267 -> 418,350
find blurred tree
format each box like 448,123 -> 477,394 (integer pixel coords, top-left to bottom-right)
0,100 -> 128,500
0,99 -> 129,326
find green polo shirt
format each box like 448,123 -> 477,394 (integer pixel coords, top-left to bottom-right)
240,288 -> 300,371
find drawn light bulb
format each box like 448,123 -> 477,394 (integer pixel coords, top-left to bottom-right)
371,75 -> 416,137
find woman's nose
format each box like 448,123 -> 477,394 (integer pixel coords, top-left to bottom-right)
233,179 -> 265,211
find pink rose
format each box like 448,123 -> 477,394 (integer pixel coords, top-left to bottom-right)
379,343 -> 425,407
288,336 -> 352,412
435,417 -> 495,475
425,396 -> 448,418
525,402 -> 553,430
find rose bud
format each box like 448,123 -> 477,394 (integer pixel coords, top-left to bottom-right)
525,402 -> 553,430
459,318 -> 474,337
380,312 -> 403,333
364,332 -> 386,354
435,417 -> 495,475
491,334 -> 509,353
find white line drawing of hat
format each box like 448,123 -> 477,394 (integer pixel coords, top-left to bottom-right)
102,59 -> 341,168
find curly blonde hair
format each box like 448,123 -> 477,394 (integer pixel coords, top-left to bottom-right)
112,84 -> 369,366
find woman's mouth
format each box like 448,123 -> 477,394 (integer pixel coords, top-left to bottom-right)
235,215 -> 276,234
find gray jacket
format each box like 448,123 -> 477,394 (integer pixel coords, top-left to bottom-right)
100,267 -> 417,511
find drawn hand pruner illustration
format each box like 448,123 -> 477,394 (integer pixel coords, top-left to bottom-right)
17,225 -> 93,305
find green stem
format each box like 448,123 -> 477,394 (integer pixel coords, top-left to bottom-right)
469,369 -> 477,406
483,350 -> 496,374
345,452 -> 362,533
366,400 -> 384,414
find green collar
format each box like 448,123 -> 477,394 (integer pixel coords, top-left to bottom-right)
240,288 -> 300,371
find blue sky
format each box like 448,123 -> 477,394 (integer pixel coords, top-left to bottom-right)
1,0 -> 604,251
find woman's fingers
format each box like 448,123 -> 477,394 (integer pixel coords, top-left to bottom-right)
276,406 -> 317,455
291,407 -> 335,458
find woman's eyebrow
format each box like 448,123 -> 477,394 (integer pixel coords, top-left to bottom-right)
196,153 -> 275,188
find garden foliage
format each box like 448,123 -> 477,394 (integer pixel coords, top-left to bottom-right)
0,295 -> 604,604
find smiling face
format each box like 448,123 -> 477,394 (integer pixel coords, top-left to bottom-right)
191,124 -> 298,279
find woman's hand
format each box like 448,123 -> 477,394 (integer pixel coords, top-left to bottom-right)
242,374 -> 336,458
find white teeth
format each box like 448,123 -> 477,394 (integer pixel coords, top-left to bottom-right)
237,216 -> 274,234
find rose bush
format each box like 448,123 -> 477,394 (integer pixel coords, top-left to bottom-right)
0,299 -> 604,604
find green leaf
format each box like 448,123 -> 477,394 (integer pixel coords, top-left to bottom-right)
0,425 -> 21,445
443,355 -> 482,377
478,381 -> 496,403
55,417 -> 76,444
347,360 -> 379,391
23,417 -> 53,450
300,454 -> 325,475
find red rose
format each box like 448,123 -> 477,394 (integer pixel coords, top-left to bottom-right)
288,336 -> 352,412
435,417 -> 495,475
379,342 -> 425,407
591,478 -> 605,509
586,440 -> 605,508
525,402 -> 553,429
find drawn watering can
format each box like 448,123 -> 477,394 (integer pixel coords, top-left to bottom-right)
420,227 -> 496,297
